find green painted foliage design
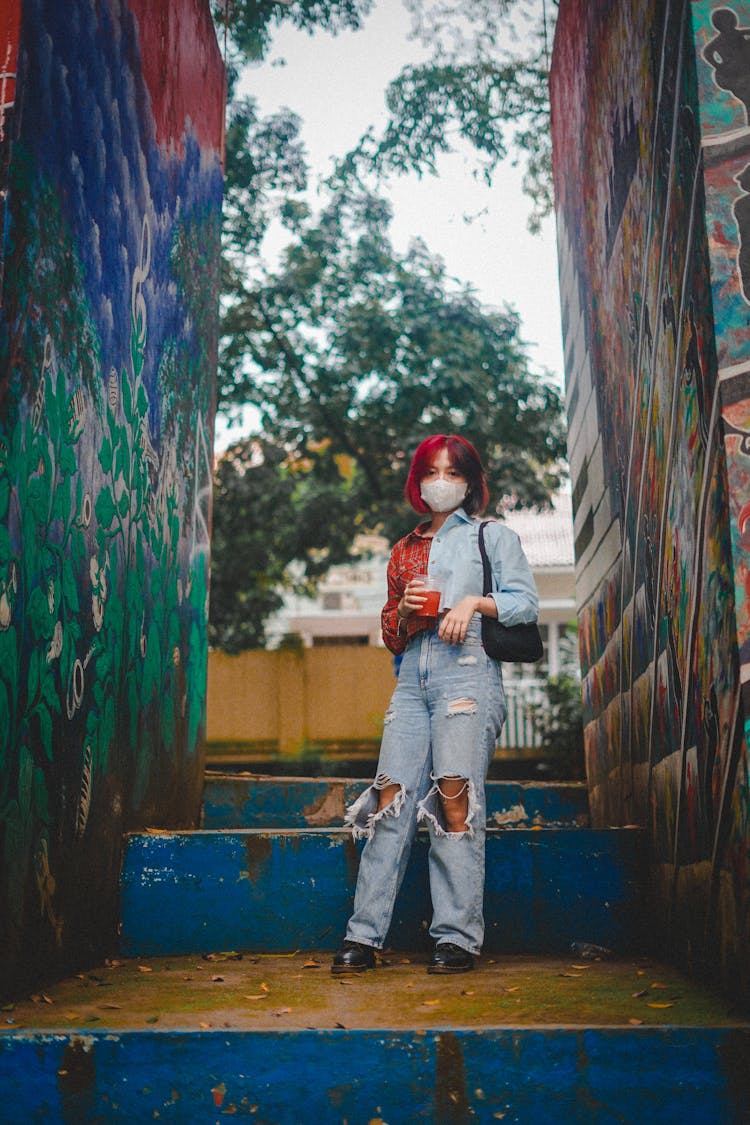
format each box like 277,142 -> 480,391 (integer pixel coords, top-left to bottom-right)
0,169 -> 218,957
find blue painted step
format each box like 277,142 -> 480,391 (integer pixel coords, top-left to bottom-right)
202,774 -> 590,829
1,1027 -> 748,1123
120,827 -> 645,957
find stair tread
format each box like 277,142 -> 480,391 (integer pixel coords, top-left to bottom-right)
3,952 -> 743,1033
201,773 -> 592,830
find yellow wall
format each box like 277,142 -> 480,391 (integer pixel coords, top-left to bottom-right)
206,646 -> 396,756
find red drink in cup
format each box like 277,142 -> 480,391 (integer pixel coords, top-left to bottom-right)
413,573 -> 442,617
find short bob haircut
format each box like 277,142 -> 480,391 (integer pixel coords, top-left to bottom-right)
405,434 -> 490,516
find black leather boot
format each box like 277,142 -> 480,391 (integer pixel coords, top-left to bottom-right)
427,942 -> 474,974
331,940 -> 376,974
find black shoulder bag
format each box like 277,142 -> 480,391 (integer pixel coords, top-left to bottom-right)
478,521 -> 544,663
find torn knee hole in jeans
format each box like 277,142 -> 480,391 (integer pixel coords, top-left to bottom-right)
446,697 -> 477,717
344,774 -> 406,841
417,776 -> 478,837
436,775 -> 469,801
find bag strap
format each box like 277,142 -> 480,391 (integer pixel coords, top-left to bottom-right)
478,520 -> 493,598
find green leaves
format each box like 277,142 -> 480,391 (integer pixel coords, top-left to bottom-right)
95,487 -> 117,531
98,435 -> 113,475
213,168 -> 567,648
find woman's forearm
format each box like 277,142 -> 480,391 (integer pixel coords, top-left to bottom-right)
476,595 -> 498,619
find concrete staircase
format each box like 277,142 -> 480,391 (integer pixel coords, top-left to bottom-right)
1,772 -> 748,1123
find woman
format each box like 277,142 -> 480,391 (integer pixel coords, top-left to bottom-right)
332,434 -> 539,975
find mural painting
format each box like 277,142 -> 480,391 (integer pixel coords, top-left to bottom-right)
0,0 -> 224,993
551,0 -> 750,993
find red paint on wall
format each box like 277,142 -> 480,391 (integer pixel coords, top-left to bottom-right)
127,0 -> 225,158
549,0 -> 590,213
0,0 -> 21,141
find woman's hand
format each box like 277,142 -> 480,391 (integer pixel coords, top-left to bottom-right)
438,596 -> 482,644
398,578 -> 429,619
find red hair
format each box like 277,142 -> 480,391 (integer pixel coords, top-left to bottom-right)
404,434 -> 489,515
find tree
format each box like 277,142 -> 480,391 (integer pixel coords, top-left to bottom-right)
212,0 -> 374,66
209,440 -> 325,652
208,0 -> 565,648
210,182 -> 566,647
213,0 -> 556,229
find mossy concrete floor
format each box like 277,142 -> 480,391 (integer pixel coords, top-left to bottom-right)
2,952 -> 746,1033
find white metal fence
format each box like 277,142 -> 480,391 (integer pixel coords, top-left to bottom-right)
498,679 -> 547,750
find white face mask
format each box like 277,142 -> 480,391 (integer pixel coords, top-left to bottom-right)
420,478 -> 468,513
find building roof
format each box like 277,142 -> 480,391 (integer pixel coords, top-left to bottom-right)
502,492 -> 574,569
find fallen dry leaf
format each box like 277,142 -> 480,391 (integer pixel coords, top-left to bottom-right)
422,999 -> 441,1007
632,989 -> 648,998
570,964 -> 591,970
260,982 -> 270,992
199,1021 -> 212,1028
272,1007 -> 292,1016
650,982 -> 668,990
302,959 -> 321,969
647,1002 -> 674,1009
628,1018 -> 643,1025
137,965 -> 153,973
461,990 -> 475,996
210,975 -> 224,983
243,994 -> 268,1001
99,1003 -> 122,1010
559,972 -> 582,978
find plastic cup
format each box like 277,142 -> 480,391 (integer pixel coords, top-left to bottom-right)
413,573 -> 443,617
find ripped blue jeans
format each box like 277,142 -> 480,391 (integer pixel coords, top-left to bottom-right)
344,617 -> 506,954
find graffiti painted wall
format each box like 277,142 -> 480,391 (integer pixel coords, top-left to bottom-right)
550,0 -> 750,994
0,0 -> 224,993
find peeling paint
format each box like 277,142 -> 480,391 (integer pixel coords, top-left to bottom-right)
244,836 -> 273,884
302,783 -> 346,827
434,1033 -> 470,1123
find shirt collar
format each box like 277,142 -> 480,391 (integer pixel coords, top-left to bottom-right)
410,507 -> 472,538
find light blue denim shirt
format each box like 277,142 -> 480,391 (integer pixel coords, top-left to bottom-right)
427,508 -> 539,625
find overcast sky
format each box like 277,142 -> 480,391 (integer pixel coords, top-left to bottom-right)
218,0 -> 564,447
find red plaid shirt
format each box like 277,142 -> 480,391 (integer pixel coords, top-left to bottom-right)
381,522 -> 436,655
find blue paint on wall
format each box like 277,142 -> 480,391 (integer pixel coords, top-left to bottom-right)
0,1027 -> 747,1123
0,0 -> 224,995
201,777 -> 591,830
119,828 -> 648,956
